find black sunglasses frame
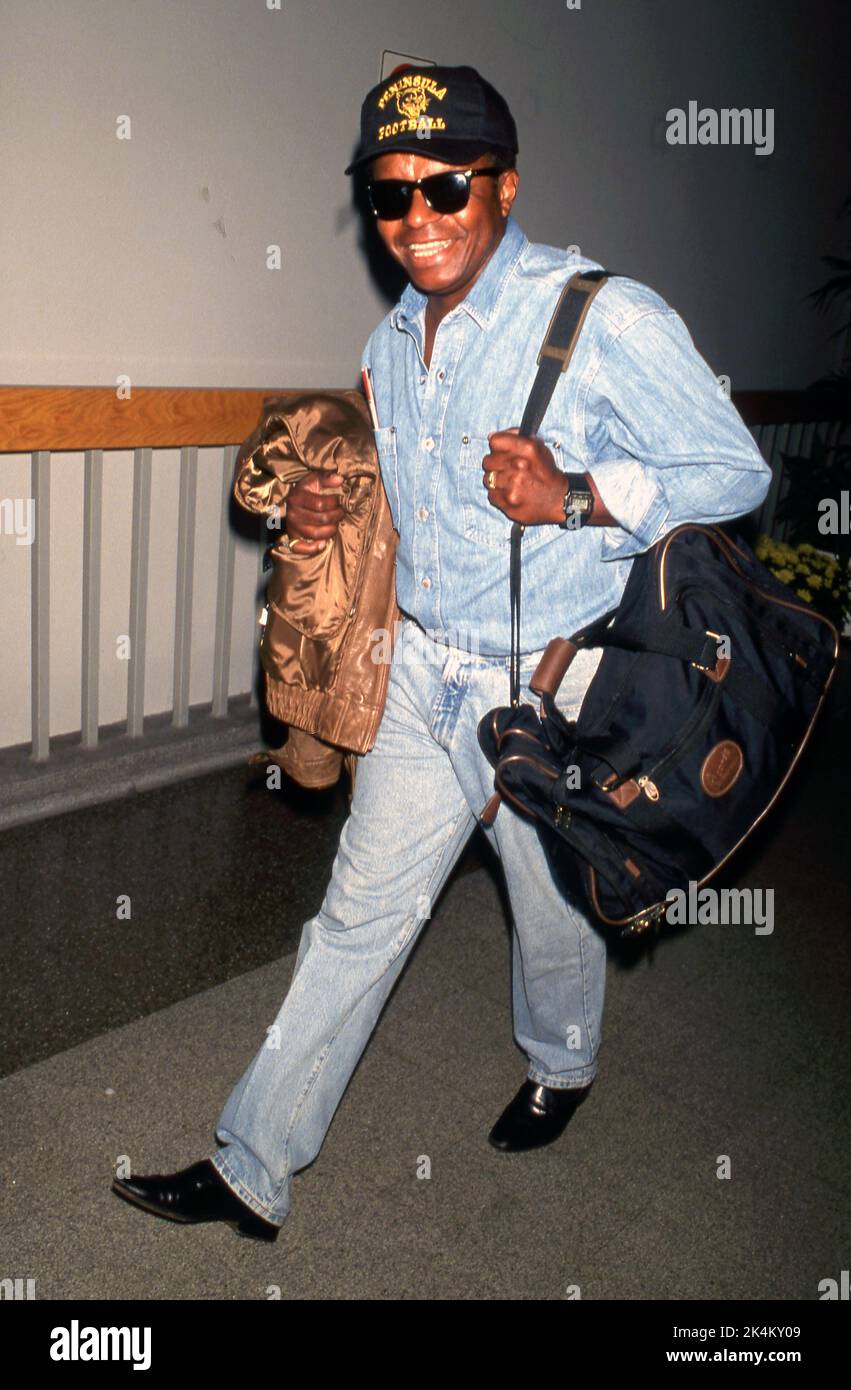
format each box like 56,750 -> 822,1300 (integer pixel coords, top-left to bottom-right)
366,166 -> 507,221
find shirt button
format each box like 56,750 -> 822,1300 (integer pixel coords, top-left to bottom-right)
418,506 -> 429,520
421,576 -> 432,589
462,434 -> 470,445
420,375 -> 426,385
423,437 -> 435,451
437,369 -> 445,381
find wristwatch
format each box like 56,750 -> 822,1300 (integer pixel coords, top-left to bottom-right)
560,472 -> 595,528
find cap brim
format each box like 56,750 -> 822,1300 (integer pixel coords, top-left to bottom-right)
345,138 -> 507,176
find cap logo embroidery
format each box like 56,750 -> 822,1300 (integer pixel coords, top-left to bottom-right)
376,73 -> 449,144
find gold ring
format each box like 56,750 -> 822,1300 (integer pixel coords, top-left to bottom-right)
486,470 -> 497,489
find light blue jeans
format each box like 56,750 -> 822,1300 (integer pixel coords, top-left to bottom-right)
210,617 -> 607,1226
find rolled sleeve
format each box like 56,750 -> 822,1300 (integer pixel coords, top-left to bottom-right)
588,455 -> 670,558
583,308 -> 772,561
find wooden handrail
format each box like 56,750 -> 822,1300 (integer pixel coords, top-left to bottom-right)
0,386 -> 349,452
0,384 -> 847,453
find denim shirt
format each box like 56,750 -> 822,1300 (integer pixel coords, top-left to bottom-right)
361,214 -> 771,656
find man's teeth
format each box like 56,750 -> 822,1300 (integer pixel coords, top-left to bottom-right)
409,239 -> 452,258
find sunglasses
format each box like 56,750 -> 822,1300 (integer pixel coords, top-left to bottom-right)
366,166 -> 507,221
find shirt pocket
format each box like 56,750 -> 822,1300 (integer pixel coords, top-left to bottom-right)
457,435 -> 514,549
372,425 -> 400,534
456,433 -> 565,550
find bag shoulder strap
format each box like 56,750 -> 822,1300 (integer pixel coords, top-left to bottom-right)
519,269 -> 611,436
509,268 -> 613,704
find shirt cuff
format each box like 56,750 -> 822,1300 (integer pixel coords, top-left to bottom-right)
587,458 -> 670,560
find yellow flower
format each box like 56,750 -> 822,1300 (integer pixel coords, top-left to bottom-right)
796,589 -> 813,602
808,574 -> 823,589
798,543 -> 814,555
776,568 -> 795,583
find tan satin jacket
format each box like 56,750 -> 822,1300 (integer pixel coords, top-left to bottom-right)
233,390 -> 400,790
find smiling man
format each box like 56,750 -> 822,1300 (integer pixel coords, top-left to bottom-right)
111,64 -> 771,1242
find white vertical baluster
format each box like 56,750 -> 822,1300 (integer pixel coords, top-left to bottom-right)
212,446 -> 237,718
173,446 -> 198,727
82,449 -> 103,748
30,451 -> 50,761
128,447 -> 152,737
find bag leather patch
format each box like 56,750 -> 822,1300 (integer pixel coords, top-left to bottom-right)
700,740 -> 744,797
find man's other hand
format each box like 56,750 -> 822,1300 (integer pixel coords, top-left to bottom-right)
482,429 -> 566,525
285,472 -> 345,553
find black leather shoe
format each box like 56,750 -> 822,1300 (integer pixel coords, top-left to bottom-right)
488,1079 -> 591,1152
111,1159 -> 279,1241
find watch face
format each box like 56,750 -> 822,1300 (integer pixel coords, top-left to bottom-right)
564,489 -> 592,518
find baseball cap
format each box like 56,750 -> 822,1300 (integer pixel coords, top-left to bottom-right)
344,63 -> 518,176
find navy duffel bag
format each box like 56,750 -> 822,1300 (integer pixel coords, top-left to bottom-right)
478,522 -> 839,936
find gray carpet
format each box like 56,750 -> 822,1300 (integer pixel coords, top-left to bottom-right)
2,853 -> 846,1299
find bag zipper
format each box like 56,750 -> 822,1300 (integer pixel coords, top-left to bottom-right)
635,679 -> 722,800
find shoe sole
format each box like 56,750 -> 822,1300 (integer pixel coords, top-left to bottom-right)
111,1179 -> 279,1242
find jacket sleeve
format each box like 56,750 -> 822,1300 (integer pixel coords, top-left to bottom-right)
582,308 -> 772,561
232,398 -> 307,519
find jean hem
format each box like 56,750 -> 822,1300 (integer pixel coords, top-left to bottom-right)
209,1153 -> 286,1227
526,1066 -> 596,1090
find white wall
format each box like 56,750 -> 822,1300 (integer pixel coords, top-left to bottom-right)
1,0 -> 848,746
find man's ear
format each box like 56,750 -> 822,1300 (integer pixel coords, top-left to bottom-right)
499,168 -> 519,216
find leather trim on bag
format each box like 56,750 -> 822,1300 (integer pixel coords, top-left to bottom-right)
704,655 -> 730,683
529,637 -> 578,697
597,770 -> 641,809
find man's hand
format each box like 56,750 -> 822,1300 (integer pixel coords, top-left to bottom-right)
284,471 -> 345,553
482,428 -> 617,526
482,429 -> 567,525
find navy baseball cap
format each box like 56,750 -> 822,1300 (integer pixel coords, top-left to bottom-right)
344,64 -> 518,176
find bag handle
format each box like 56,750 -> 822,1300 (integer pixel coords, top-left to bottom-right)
509,269 -> 611,705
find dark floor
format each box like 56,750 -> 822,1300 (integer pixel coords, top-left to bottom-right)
0,755 -> 494,1076
0,652 -> 849,1299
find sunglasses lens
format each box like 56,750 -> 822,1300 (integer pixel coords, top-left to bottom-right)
424,173 -> 470,214
368,182 -> 410,219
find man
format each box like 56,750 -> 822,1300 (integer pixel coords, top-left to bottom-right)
112,64 -> 771,1241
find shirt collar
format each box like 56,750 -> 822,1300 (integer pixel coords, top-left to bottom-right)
390,214 -> 528,332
